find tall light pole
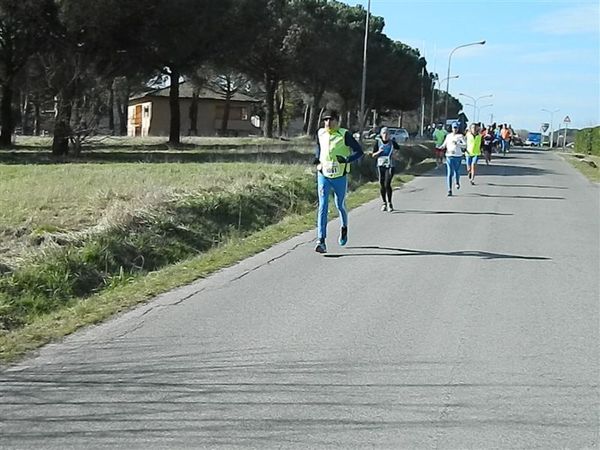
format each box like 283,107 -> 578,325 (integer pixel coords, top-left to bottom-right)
444,40 -> 486,122
431,75 -> 458,125
465,103 -> 494,122
542,108 -> 559,149
359,0 -> 371,143
459,93 -> 493,123
477,104 -> 493,122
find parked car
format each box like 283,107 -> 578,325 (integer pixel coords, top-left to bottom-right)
387,127 -> 409,143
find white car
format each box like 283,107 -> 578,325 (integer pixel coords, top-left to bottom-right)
387,127 -> 409,143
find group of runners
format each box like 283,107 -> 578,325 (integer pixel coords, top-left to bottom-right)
312,109 -> 513,253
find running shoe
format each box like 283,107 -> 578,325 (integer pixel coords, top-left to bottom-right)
381,203 -> 388,211
339,227 -> 348,246
315,239 -> 327,253
388,203 -> 394,212
456,183 -> 460,190
447,191 -> 452,197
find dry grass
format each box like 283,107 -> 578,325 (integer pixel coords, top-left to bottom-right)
0,162 -> 311,264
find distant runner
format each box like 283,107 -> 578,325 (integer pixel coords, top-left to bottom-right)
482,125 -> 494,165
439,122 -> 466,197
371,127 -> 400,212
432,122 -> 447,168
465,123 -> 482,185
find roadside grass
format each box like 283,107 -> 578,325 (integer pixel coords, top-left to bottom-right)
0,143 -> 434,364
0,163 -> 312,264
0,170 -> 423,363
561,153 -> 600,183
12,135 -> 314,150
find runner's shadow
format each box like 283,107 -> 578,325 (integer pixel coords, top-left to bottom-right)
325,246 -> 551,260
486,183 -> 568,190
391,210 -> 513,216
469,193 -> 565,200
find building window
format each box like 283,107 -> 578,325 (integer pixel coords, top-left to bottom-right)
143,105 -> 150,117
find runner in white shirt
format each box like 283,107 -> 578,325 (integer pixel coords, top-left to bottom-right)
439,122 -> 466,196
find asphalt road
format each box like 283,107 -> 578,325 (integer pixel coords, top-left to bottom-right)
1,149 -> 598,449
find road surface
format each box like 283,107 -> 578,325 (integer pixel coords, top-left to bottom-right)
1,149 -> 598,449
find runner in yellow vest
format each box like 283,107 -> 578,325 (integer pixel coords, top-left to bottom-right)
313,109 -> 364,253
465,123 -> 482,185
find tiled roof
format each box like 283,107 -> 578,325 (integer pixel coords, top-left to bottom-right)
131,81 -> 259,103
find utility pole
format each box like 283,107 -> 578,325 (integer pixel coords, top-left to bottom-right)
358,0 -> 370,143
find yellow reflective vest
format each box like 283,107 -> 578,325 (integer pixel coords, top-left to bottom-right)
466,132 -> 482,156
317,127 -> 351,178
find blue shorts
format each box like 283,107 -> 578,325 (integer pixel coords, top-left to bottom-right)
466,155 -> 479,166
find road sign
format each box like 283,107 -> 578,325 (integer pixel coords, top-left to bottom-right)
563,116 -> 571,123
541,123 -> 549,132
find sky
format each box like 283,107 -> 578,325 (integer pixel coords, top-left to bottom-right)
341,0 -> 600,132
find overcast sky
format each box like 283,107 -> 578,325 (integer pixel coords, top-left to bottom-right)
341,0 -> 599,131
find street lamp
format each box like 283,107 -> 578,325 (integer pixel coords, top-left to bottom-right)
477,104 -> 493,122
463,103 -> 493,122
444,40 -> 486,122
459,93 -> 493,123
358,0 -> 371,143
431,75 -> 459,125
542,108 -> 559,149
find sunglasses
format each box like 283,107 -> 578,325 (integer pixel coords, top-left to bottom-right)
323,117 -> 336,121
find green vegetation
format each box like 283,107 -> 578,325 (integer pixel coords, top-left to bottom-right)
562,153 -> 600,183
0,143 -> 435,362
574,126 -> 600,156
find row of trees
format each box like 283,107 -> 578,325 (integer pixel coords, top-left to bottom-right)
0,0 -> 462,153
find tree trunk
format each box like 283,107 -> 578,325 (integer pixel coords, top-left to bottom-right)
306,89 -> 324,137
33,101 -> 41,136
275,81 -> 285,137
0,82 -> 14,146
220,91 -> 232,136
188,89 -> 198,135
168,67 -> 181,145
20,89 -> 31,135
108,82 -> 115,135
52,97 -> 72,155
115,78 -> 129,136
263,74 -> 277,138
302,104 -> 310,134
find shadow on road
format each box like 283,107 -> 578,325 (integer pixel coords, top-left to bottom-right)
0,340 -> 589,446
421,164 -> 555,178
486,183 -> 568,190
325,246 -> 551,260
391,209 -> 513,216
468,193 -> 565,200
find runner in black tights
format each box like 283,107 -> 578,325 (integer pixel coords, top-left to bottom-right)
371,127 -> 400,212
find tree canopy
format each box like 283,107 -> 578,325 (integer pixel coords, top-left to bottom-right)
0,0 -> 454,148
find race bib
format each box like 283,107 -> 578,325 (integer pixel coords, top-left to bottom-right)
322,161 -> 340,176
377,156 -> 391,167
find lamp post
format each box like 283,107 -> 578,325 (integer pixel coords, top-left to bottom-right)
358,0 -> 371,144
477,104 -> 493,122
444,40 -> 486,122
464,103 -> 493,123
431,75 -> 458,125
541,108 -> 559,149
459,93 -> 493,123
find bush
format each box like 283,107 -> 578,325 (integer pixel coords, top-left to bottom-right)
575,127 -> 600,156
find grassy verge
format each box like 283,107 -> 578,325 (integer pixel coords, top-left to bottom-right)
0,147 -> 434,364
560,153 -> 600,183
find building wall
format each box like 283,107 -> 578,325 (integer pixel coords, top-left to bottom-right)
128,97 -> 258,137
127,101 -> 152,137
